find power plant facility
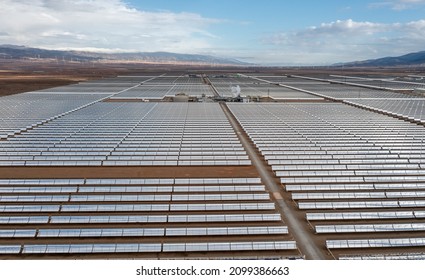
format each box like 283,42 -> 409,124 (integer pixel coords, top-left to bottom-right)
0,71 -> 425,261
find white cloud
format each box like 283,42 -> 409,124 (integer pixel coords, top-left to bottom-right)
262,19 -> 425,65
370,0 -> 425,10
0,0 -> 222,53
1,1 -> 424,66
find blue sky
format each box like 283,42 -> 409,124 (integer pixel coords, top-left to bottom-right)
1,0 -> 425,65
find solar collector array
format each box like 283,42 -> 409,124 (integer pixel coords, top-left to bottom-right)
210,76 -> 321,99
0,103 -> 250,166
328,75 -> 425,91
110,84 -> 214,99
0,75 -> 165,140
0,178 -> 297,257
0,93 -> 110,139
345,99 -> 425,124
263,76 -> 419,100
274,75 -> 425,124
228,103 -> 425,258
0,241 -> 297,255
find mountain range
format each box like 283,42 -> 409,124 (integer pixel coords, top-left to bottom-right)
335,50 -> 425,67
2,44 -> 425,67
0,45 -> 248,66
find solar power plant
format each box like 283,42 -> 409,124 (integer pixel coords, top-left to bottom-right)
144,75 -> 204,84
208,76 -> 261,85
103,74 -> 215,100
111,84 -> 214,99
262,75 -> 425,125
228,102 -> 425,260
31,77 -> 151,94
263,76 -> 418,100
1,72 -> 425,260
396,76 -> 425,85
209,76 -> 323,100
327,75 -> 425,91
345,99 -> 425,124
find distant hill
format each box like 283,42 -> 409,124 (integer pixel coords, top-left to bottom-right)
0,45 -> 249,66
335,51 -> 425,67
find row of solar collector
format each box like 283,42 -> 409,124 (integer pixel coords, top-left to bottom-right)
298,200 -> 425,210
18,126 -> 225,131
13,129 -> 239,135
252,135 -> 425,142
237,138 -> 424,146
0,226 -> 288,238
0,146 -> 246,151
4,137 -> 243,147
277,170 -> 425,177
306,211 -> 425,220
254,136 -> 425,143
292,191 -> 425,200
5,224 -> 425,236
259,145 -> 425,151
0,178 -> 261,185
0,203 -> 276,212
16,129 -> 238,134
340,253 -> 425,260
8,136 -> 241,141
281,175 -> 425,184
273,138 -> 420,149
0,151 -> 248,157
0,160 -> 252,166
246,126 -> 425,132
0,185 -> 266,194
315,223 -> 425,233
251,133 -> 425,139
249,132 -> 425,138
5,132 -> 239,140
0,155 -> 250,161
276,169 -> 425,177
17,126 -> 239,131
268,153 -> 425,159
241,118 -> 425,127
0,193 -> 270,202
18,127 -> 237,132
247,125 -> 425,133
0,213 -> 282,224
2,141 -> 244,146
0,143 -> 245,149
286,183 -> 425,191
274,163 -> 424,171
326,237 -> 425,249
6,192 -> 425,202
270,159 -> 425,166
251,140 -> 425,148
5,151 -> 425,158
10,134 -> 241,139
0,241 -> 297,254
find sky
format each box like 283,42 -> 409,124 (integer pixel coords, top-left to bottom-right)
1,0 -> 425,65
